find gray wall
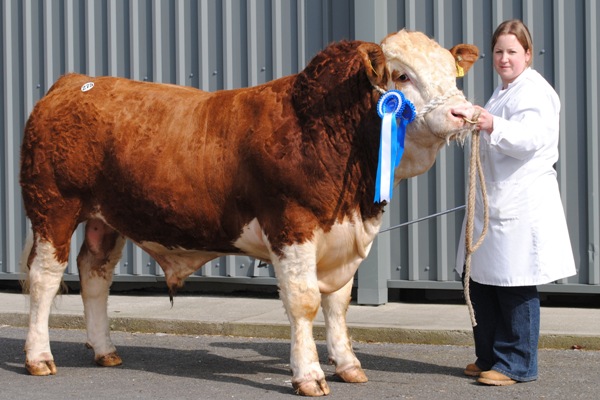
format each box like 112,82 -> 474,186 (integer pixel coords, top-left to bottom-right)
1,0 -> 599,304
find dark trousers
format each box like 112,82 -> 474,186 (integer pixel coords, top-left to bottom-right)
465,277 -> 540,381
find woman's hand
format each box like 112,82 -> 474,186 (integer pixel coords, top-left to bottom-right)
474,106 -> 494,133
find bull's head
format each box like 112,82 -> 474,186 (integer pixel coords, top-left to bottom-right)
361,29 -> 479,181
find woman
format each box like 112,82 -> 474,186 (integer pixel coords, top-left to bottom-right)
455,19 -> 576,386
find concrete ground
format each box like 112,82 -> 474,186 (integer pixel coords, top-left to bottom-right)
1,291 -> 599,350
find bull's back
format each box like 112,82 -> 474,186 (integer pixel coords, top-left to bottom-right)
22,73 -> 242,194
24,73 -> 291,184
21,73 -> 296,248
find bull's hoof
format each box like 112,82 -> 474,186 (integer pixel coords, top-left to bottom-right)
336,366 -> 368,383
95,352 -> 123,367
25,359 -> 57,376
293,378 -> 330,396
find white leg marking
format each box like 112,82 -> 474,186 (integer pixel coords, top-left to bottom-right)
273,242 -> 330,396
322,278 -> 367,382
78,235 -> 125,362
25,239 -> 68,371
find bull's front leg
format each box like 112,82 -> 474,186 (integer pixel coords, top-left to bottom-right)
321,277 -> 368,383
273,245 -> 330,397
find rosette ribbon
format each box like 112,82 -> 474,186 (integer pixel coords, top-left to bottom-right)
374,90 -> 416,203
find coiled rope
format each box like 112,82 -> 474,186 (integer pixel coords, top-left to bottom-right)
462,117 -> 488,327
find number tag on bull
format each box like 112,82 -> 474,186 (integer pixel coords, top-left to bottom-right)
81,82 -> 94,92
374,90 -> 415,203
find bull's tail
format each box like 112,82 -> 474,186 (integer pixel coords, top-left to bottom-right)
19,228 -> 34,293
19,227 -> 67,295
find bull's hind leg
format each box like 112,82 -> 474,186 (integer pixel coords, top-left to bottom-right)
321,277 -> 368,383
24,197 -> 83,376
77,219 -> 125,367
273,244 -> 330,397
25,237 -> 70,375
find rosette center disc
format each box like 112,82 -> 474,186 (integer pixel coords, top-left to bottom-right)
377,90 -> 405,118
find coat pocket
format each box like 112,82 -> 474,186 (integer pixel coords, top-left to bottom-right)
476,180 -> 520,221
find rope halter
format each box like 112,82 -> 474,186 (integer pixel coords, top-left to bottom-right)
373,85 -> 466,121
416,87 -> 464,119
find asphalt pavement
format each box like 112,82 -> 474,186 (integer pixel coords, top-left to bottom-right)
1,291 -> 600,399
1,325 -> 600,399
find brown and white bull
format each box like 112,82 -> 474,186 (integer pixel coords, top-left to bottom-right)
19,29 -> 478,396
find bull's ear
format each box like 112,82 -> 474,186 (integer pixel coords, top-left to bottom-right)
449,44 -> 479,77
358,42 -> 388,89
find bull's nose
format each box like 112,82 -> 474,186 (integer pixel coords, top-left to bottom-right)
450,103 -> 475,122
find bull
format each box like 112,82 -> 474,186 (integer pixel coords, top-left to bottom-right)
19,29 -> 478,396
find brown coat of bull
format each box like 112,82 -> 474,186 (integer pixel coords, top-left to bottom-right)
20,31 -> 478,396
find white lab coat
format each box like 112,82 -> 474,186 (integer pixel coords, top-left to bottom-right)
455,68 -> 576,286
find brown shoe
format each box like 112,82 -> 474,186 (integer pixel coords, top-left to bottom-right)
464,363 -> 483,377
477,370 -> 517,386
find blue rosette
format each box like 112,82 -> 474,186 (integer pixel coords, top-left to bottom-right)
374,90 -> 416,203
394,97 -> 415,167
377,90 -> 406,118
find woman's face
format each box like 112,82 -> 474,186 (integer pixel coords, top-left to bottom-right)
493,33 -> 531,88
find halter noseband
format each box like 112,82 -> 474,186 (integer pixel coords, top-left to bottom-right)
373,85 -> 465,120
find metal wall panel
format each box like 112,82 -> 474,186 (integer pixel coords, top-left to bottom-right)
1,0 -> 598,303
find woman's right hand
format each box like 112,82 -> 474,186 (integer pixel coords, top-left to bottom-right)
474,106 -> 494,133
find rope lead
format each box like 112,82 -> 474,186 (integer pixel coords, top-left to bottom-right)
463,125 -> 489,327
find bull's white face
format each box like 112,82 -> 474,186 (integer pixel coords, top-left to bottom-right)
380,30 -> 477,180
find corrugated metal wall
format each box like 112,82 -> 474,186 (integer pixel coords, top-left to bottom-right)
1,0 -> 599,304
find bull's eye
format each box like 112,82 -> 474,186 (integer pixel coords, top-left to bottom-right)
392,72 -> 410,83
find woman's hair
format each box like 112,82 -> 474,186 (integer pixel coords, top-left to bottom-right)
491,19 -> 533,67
